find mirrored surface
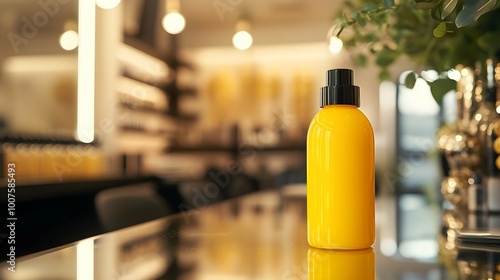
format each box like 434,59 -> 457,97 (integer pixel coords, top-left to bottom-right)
0,0 -> 79,138
0,189 -> 473,280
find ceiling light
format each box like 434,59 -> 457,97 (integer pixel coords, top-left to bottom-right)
59,20 -> 78,51
162,12 -> 186,34
232,31 -> 252,50
95,0 -> 121,9
326,25 -> 344,54
162,0 -> 185,34
232,19 -> 253,50
59,30 -> 79,51
328,36 -> 343,54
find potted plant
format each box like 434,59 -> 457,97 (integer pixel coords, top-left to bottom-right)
333,0 -> 500,103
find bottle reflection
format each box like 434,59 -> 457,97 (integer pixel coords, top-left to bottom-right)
308,247 -> 375,280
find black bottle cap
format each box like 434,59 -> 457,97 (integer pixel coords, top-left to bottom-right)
320,69 -> 360,107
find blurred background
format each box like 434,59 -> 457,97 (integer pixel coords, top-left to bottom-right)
3,0 -> 499,279
0,0 -> 399,182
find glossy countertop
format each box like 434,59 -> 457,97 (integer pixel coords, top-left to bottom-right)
0,187 -> 497,279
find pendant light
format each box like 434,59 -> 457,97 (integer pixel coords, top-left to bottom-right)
232,19 -> 252,50
59,20 -> 78,51
162,0 -> 186,35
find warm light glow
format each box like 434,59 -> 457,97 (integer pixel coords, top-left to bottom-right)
95,0 -> 121,9
448,178 -> 457,188
77,0 -> 95,143
380,239 -> 397,256
399,240 -> 438,259
420,70 -> 438,82
232,31 -> 253,50
465,83 -> 473,92
448,69 -> 461,81
328,36 -> 343,54
77,239 -> 94,280
59,30 -> 79,51
162,12 -> 186,34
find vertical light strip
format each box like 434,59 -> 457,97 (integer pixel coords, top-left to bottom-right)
77,0 -> 96,143
77,239 -> 95,280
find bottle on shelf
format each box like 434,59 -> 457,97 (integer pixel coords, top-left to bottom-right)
438,64 -> 481,212
478,58 -> 500,214
476,59 -> 500,177
1,141 -> 105,181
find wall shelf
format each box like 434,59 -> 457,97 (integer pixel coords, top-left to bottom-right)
168,144 -> 305,153
119,102 -> 168,116
120,70 -> 170,89
118,126 -> 174,137
123,35 -> 166,62
0,135 -> 98,146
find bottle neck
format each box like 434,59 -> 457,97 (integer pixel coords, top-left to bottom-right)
323,104 -> 357,109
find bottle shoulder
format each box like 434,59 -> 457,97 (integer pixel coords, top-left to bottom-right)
311,106 -> 373,130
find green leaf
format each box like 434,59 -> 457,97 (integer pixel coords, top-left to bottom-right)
431,5 -> 443,21
441,0 -> 459,19
383,0 -> 395,9
365,33 -> 379,42
429,78 -> 457,105
350,12 -> 360,20
363,3 -> 378,12
356,53 -> 368,66
455,0 -> 498,28
433,22 -> 447,37
404,72 -> 417,89
376,46 -> 400,67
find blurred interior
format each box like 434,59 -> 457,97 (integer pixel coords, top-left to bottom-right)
0,0 -> 494,279
0,0 -> 391,182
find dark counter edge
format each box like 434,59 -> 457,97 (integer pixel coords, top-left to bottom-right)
0,176 -> 183,259
0,176 -> 163,202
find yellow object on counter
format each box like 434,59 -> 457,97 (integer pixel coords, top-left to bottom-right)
307,69 -> 375,249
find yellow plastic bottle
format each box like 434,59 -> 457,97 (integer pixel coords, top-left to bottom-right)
307,68 -> 374,249
308,247 -> 375,279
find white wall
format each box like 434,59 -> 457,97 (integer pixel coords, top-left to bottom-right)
183,42 -> 382,134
